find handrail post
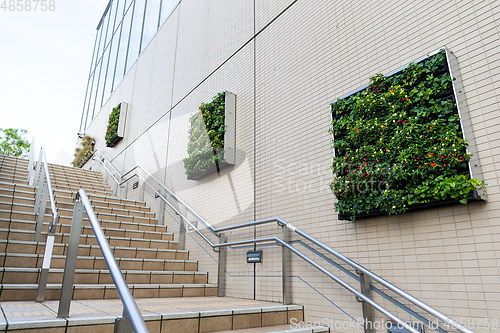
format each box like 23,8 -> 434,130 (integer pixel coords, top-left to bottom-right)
33,148 -> 44,189
112,181 -> 118,197
217,234 -> 226,297
178,205 -> 187,251
27,137 -> 36,185
281,226 -> 291,305
358,271 -> 375,333
137,179 -> 144,202
58,197 -> 85,318
33,166 -> 46,213
114,309 -> 133,333
157,190 -> 165,225
36,231 -> 56,301
121,184 -> 128,199
34,183 -> 48,242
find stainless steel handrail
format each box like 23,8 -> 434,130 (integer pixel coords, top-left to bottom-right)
92,150 -> 475,333
57,189 -> 149,333
94,149 -> 215,232
32,146 -> 60,301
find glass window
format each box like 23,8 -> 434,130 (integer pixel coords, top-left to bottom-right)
81,72 -> 95,131
84,61 -> 100,128
102,32 -> 120,104
160,0 -> 178,26
113,6 -> 133,90
140,0 -> 161,53
94,45 -> 111,114
102,4 -> 114,51
125,0 -> 146,74
113,0 -> 125,34
93,26 -> 105,75
87,30 -> 100,80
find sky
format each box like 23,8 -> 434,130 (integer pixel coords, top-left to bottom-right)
0,0 -> 109,164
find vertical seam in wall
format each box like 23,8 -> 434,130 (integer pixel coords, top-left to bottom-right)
253,0 -> 257,301
163,1 -> 182,184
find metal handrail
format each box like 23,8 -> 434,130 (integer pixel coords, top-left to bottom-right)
56,189 -> 148,333
29,146 -> 60,301
28,146 -> 148,332
92,150 -> 475,333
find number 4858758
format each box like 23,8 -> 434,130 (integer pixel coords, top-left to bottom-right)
1,0 -> 56,11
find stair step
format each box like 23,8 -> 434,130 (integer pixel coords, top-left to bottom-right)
221,325 -> 329,333
0,253 -> 198,271
4,218 -> 167,237
0,267 -> 209,285
0,240 -> 188,260
0,229 -> 177,249
0,283 -> 217,301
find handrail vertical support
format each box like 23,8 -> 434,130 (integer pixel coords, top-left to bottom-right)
359,272 -> 375,333
27,137 -> 36,184
34,183 -> 49,242
36,232 -> 55,302
33,148 -> 44,189
114,310 -> 133,333
112,181 -> 118,197
217,234 -> 226,297
137,179 -> 144,202
34,167 -> 46,212
58,198 -> 85,318
121,184 -> 128,199
157,190 -> 165,225
281,227 -> 291,305
178,205 -> 187,251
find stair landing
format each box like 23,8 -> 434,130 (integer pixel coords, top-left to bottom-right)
0,296 -> 305,332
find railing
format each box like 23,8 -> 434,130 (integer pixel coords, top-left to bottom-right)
27,144 -> 59,301
92,149 -> 475,333
57,189 -> 148,333
28,145 -> 148,333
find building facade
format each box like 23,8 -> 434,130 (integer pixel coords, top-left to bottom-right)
80,1 -> 500,332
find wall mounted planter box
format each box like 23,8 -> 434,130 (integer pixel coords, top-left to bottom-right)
338,190 -> 483,221
331,48 -> 484,220
184,91 -> 236,181
186,160 -> 233,181
76,151 -> 94,169
106,102 -> 128,148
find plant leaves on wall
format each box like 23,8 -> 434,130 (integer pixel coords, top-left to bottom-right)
183,92 -> 227,179
330,50 -> 486,220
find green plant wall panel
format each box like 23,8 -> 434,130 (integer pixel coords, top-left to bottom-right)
330,49 -> 485,220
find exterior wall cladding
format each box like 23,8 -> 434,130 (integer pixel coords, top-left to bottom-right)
83,1 -> 500,332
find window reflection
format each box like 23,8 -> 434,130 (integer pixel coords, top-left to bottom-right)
113,5 -> 133,90
125,0 -> 146,73
160,0 -> 178,26
80,0 -> 182,133
141,0 -> 161,53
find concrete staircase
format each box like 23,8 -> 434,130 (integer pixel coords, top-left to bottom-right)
0,155 -> 327,333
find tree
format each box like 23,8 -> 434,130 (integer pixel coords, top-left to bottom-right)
0,128 -> 31,158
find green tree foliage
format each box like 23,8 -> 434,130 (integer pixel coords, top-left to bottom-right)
0,128 -> 31,158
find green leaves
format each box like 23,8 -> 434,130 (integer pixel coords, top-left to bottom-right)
0,128 -> 30,158
330,50 -> 485,219
184,92 -> 227,178
105,104 -> 121,146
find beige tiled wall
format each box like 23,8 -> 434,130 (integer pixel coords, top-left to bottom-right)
84,1 -> 500,332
